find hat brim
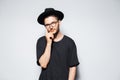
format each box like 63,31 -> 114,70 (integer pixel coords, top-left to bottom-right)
37,10 -> 64,25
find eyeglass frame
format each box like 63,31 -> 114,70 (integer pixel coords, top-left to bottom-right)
44,20 -> 59,27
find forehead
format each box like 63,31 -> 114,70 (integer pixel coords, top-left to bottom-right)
44,16 -> 58,24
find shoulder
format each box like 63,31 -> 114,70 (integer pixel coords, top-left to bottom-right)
64,35 -> 76,46
37,36 -> 45,41
37,36 -> 46,44
64,35 -> 75,43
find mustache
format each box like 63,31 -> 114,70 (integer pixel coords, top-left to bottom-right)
49,28 -> 55,32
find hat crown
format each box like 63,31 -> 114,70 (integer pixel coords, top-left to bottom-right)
45,8 -> 55,12
37,8 -> 64,25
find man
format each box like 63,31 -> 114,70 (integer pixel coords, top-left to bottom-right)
36,8 -> 79,80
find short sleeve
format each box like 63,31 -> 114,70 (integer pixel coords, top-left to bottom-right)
36,36 -> 46,66
68,40 -> 79,67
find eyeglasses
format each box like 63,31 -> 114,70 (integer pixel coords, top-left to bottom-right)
44,21 -> 58,27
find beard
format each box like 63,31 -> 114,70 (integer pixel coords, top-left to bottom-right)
53,28 -> 59,39
53,23 -> 60,39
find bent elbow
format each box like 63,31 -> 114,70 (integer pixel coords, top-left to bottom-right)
39,60 -> 47,68
39,58 -> 48,69
40,64 -> 47,69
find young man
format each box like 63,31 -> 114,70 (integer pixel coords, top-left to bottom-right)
36,8 -> 79,80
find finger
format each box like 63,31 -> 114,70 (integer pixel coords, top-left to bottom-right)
48,32 -> 53,39
50,37 -> 53,40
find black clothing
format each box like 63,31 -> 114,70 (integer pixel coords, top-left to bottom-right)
36,35 -> 79,80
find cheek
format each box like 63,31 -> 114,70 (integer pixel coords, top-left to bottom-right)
45,27 -> 50,32
55,24 -> 59,30
56,26 -> 59,30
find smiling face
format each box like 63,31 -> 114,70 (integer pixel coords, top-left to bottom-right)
44,16 -> 60,35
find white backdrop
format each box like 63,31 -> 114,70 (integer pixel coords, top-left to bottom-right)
0,0 -> 120,80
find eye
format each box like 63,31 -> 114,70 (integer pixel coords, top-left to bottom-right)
51,22 -> 56,26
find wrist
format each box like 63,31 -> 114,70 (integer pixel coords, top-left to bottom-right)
47,42 -> 52,46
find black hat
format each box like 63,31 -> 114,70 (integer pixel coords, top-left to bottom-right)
37,8 -> 64,25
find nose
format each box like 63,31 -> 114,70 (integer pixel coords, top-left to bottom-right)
49,25 -> 53,29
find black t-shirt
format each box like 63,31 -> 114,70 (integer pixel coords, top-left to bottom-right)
36,35 -> 79,80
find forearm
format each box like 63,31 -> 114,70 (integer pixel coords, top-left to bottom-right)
68,66 -> 76,80
39,43 -> 51,68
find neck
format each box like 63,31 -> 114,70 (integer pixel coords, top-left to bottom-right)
53,31 -> 64,42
